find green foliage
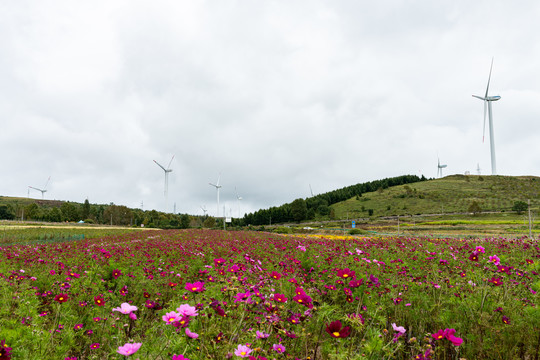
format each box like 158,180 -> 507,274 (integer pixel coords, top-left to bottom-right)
512,200 -> 528,215
468,200 -> 482,214
290,198 -> 307,222
203,216 -> 216,228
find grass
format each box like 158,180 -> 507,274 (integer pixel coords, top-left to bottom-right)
331,175 -> 540,219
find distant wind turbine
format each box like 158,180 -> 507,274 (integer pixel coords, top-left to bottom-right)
200,205 -> 208,216
29,176 -> 51,199
437,158 -> 447,178
235,187 -> 243,218
209,173 -> 222,218
309,184 -> 314,197
154,155 -> 174,212
473,58 -> 500,175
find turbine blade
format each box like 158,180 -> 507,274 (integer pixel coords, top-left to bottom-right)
472,95 -> 486,100
153,160 -> 167,172
216,173 -> 221,186
485,57 -> 494,98
167,155 -> 175,169
44,176 -> 51,189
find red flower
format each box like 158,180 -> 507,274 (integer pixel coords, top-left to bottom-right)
325,320 -> 352,338
269,271 -> 282,280
273,293 -> 288,303
54,293 -> 69,303
337,268 -> 355,279
94,295 -> 105,306
112,269 -> 122,279
488,277 -> 503,286
502,315 -> 511,324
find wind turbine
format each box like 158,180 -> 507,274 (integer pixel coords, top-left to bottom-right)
209,173 -> 222,218
473,58 -> 501,175
200,205 -> 208,217
235,187 -> 243,218
29,176 -> 50,199
153,155 -> 174,212
437,158 -> 447,178
309,184 -> 314,197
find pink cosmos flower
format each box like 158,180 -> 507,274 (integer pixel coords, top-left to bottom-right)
475,246 -> 485,253
176,304 -> 198,317
185,281 -> 205,293
273,293 -> 288,303
117,342 -> 142,356
112,303 -> 138,315
234,344 -> 252,357
256,330 -> 270,339
272,343 -> 286,353
162,311 -> 181,324
172,355 -> 190,360
432,328 -> 463,346
391,323 -> 406,334
185,328 -> 199,339
489,255 -> 501,265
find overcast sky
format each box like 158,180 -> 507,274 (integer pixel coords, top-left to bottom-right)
1,0 -> 539,217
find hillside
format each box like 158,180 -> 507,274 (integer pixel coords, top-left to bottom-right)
331,175 -> 540,219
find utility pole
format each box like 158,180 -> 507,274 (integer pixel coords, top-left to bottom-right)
397,215 -> 400,236
528,199 -> 532,239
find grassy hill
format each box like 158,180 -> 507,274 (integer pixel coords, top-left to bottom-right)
331,175 -> 540,219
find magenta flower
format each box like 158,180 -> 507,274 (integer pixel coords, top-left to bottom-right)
325,320 -> 352,338
112,303 -> 138,315
171,355 -> 189,360
475,246 -> 485,253
185,328 -> 199,339
488,277 -> 503,286
432,329 -> 463,346
489,255 -> 501,265
273,293 -> 288,303
185,281 -> 205,293
234,344 -> 252,357
54,293 -> 69,303
502,315 -> 511,324
337,268 -> 355,279
172,355 -> 190,360
176,304 -> 198,317
162,311 -> 181,324
90,343 -> 100,349
256,330 -> 270,339
117,342 -> 142,356
272,343 -> 286,353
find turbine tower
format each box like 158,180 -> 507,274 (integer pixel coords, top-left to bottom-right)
437,158 -> 447,178
209,173 -> 222,218
200,205 -> 208,217
473,58 -> 501,175
29,176 -> 51,199
154,156 -> 174,212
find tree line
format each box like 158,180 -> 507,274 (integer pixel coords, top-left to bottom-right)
241,174 -> 427,225
0,199 -> 193,229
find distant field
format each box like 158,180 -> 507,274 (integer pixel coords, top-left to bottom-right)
0,222 -> 152,245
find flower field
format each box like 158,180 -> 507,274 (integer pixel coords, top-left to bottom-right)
1,229 -> 539,359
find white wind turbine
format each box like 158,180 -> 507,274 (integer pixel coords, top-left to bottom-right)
200,205 -> 208,216
153,156 -> 174,212
473,58 -> 501,175
235,187 -> 243,218
209,173 -> 222,218
437,158 -> 447,178
29,176 -> 51,199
